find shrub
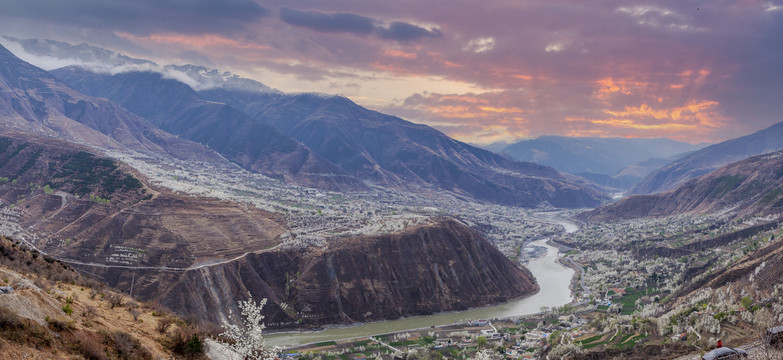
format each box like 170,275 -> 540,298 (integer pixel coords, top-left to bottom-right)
82,305 -> 97,321
156,317 -> 174,334
108,331 -> 153,360
167,328 -> 206,358
77,331 -> 109,360
107,293 -> 123,309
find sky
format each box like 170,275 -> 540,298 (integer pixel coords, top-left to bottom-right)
1,0 -> 782,145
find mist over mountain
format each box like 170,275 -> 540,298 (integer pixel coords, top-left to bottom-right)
0,43 -> 219,162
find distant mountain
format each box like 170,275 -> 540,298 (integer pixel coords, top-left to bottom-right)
501,136 -> 703,189
474,141 -> 513,153
580,151 -> 783,221
196,88 -> 608,207
0,43 -> 218,162
630,121 -> 783,194
51,67 -> 363,190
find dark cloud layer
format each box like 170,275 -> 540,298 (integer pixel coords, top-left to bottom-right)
280,8 -> 375,34
280,7 -> 440,41
376,21 -> 441,41
0,0 -> 269,35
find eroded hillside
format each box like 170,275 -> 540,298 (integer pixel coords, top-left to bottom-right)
77,220 -> 538,329
0,135 -> 286,268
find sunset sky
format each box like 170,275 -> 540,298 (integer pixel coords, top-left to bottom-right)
2,0 -> 782,145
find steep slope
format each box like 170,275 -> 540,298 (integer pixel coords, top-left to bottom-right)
197,89 -> 607,208
74,220 -> 539,329
631,121 -> 783,194
674,228 -> 783,304
502,136 -> 700,176
580,151 -> 783,221
0,237 -> 205,360
51,67 -> 363,190
0,43 -> 218,162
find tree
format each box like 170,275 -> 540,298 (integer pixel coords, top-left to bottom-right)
474,349 -> 502,360
218,292 -> 279,360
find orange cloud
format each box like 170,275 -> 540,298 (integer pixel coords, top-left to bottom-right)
590,119 -> 698,130
421,105 -> 481,118
383,49 -> 417,59
479,106 -> 523,113
116,32 -> 269,51
438,95 -> 489,104
594,77 -> 643,98
571,100 -> 724,133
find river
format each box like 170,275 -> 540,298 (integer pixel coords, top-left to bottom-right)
265,215 -> 577,347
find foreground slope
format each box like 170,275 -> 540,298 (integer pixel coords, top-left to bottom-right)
0,237 -> 205,360
581,151 -> 783,221
631,121 -> 783,194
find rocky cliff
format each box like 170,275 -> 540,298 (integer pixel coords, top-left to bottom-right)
79,220 -> 539,329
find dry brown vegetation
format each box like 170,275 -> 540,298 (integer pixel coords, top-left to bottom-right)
0,236 -> 209,359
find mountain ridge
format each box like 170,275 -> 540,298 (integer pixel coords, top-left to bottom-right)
580,150 -> 783,222
631,121 -> 783,195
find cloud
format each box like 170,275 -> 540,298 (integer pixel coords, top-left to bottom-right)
463,37 -> 495,53
376,21 -> 441,41
279,8 -> 375,35
280,7 -> 441,42
0,0 -> 269,35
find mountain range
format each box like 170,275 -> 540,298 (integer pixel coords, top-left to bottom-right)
1,38 -> 604,208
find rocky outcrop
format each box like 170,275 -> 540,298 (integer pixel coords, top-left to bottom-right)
80,220 -> 538,329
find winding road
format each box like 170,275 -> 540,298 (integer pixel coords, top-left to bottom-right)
61,244 -> 282,272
